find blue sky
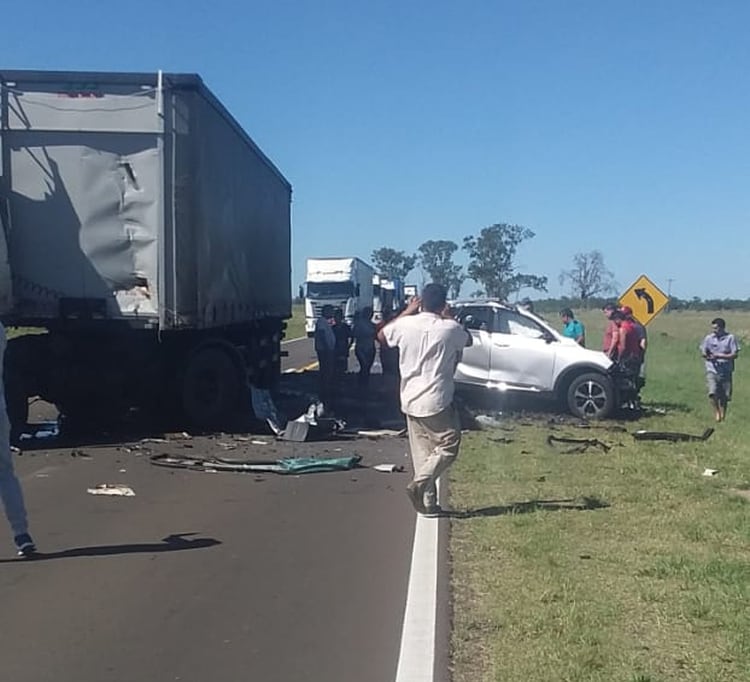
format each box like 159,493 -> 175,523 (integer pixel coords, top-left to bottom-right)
6,0 -> 749,300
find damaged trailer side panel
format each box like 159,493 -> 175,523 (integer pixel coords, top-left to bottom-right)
0,70 -> 291,327
0,70 -> 292,433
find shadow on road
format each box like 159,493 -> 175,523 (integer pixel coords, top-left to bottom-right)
0,533 -> 221,563
449,496 -> 610,519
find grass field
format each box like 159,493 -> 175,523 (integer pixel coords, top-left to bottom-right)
284,303 -> 306,341
450,310 -> 749,682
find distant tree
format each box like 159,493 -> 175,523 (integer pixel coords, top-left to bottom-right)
417,240 -> 465,297
447,264 -> 465,299
463,223 -> 547,299
558,250 -> 616,300
371,247 -> 417,281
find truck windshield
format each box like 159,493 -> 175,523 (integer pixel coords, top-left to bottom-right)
307,281 -> 354,299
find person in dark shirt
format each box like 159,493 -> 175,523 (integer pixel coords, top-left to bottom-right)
352,306 -> 377,388
332,308 -> 352,377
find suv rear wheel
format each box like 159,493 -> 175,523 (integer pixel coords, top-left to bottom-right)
567,372 -> 615,419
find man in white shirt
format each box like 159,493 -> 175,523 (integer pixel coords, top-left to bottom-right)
378,283 -> 471,516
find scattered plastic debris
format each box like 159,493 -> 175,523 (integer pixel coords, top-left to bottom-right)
87,484 -> 136,497
19,421 -> 60,440
373,463 -> 405,473
357,429 -> 407,438
70,450 -> 92,459
141,437 -> 169,444
251,440 -> 269,446
702,468 -> 719,477
474,414 -> 505,429
632,428 -> 714,443
547,435 -> 612,454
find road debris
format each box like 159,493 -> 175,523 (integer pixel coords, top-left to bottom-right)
150,453 -> 362,475
250,386 -> 285,435
87,484 -> 136,497
357,429 -> 407,438
373,463 -> 405,473
702,468 -> 719,477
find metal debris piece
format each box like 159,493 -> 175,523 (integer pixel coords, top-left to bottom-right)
632,428 -> 714,443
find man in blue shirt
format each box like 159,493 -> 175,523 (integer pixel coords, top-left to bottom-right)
560,308 -> 586,347
699,317 -> 740,422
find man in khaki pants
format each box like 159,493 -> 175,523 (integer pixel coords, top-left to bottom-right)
378,283 -> 471,516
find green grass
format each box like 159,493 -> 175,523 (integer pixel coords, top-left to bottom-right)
284,303 -> 306,341
450,310 -> 750,682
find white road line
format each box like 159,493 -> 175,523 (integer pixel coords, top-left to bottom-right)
395,511 -> 439,682
281,336 -> 307,345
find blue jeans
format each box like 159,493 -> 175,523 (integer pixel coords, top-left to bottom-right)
0,403 -> 28,537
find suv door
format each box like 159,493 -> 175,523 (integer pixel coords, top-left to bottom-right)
488,309 -> 557,391
454,305 -> 494,387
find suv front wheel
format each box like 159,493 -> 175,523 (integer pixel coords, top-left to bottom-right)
566,372 -> 615,419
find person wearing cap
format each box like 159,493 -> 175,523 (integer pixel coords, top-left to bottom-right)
610,310 -> 642,373
559,308 -> 586,346
620,306 -> 647,356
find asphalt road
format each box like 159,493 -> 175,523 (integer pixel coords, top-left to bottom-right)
0,338 -> 447,682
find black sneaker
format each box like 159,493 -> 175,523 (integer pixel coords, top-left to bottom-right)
14,533 -> 36,558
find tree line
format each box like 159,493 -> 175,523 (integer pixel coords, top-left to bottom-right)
371,223 -> 616,301
371,223 -> 750,309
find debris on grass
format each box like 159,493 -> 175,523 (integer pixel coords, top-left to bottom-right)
547,434 -> 612,454
632,428 -> 714,442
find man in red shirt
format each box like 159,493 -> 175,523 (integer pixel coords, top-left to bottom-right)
602,303 -> 620,358
611,310 -> 642,373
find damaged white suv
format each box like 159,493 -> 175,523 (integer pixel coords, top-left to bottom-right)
452,300 -> 635,419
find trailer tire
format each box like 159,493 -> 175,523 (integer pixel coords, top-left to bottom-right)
181,345 -> 244,430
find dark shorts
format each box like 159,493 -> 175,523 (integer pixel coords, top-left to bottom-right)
706,372 -> 732,401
